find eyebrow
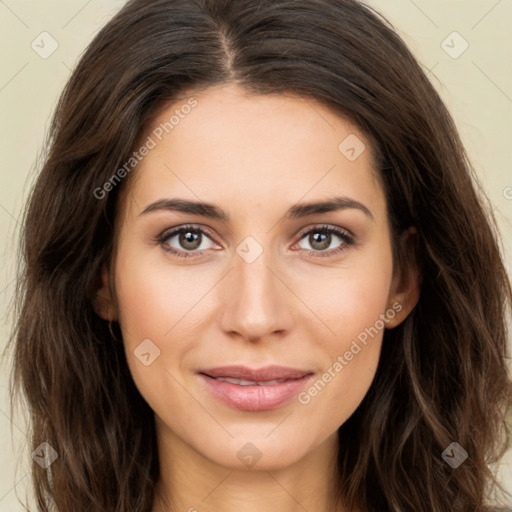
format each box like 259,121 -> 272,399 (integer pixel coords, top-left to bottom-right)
139,196 -> 374,221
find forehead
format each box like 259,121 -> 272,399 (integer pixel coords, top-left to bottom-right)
120,83 -> 386,223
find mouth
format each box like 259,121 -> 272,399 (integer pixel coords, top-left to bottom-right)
198,365 -> 314,411
208,377 -> 290,386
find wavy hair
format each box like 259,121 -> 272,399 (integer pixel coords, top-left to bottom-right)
9,0 -> 512,511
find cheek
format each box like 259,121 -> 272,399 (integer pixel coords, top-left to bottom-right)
295,241 -> 393,425
113,259 -> 202,433
112,243 -> 200,396
113,243 -> 211,346
300,238 -> 394,353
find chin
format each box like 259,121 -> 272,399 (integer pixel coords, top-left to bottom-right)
196,430 -> 322,472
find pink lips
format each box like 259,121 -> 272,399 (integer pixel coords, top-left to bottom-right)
198,365 -> 314,411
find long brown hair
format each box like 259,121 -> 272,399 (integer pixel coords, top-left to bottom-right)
8,0 -> 511,510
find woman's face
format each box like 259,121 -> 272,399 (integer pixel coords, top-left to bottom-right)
99,83 -> 415,470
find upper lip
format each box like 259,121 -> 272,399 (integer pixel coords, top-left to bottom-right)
199,365 -> 313,381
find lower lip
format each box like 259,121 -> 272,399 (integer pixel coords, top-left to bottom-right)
199,374 -> 314,411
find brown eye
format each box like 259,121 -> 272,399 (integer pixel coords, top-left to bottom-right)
295,225 -> 355,257
157,225 -> 218,258
177,230 -> 202,251
305,231 -> 332,251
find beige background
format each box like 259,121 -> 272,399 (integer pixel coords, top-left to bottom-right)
0,0 -> 511,509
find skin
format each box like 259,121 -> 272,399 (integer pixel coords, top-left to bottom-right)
95,83 -> 419,512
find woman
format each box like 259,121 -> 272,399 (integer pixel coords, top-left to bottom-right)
9,0 -> 512,511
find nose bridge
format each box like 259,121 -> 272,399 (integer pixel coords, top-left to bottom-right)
218,239 -> 294,342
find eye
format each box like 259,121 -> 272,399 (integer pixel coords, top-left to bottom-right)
156,225 -> 219,258
156,224 -> 355,259
294,225 -> 355,257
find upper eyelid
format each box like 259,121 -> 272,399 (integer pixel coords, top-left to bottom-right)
161,224 -> 218,242
296,224 -> 353,239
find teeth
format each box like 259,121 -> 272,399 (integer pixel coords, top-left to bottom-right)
214,377 -> 287,386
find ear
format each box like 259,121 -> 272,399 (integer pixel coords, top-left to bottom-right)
384,227 -> 421,329
92,264 -> 117,321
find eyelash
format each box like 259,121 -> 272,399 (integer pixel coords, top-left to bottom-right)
155,224 -> 355,259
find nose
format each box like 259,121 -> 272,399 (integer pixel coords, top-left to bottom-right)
218,249 -> 295,343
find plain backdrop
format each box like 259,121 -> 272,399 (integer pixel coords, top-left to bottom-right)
0,0 -> 511,510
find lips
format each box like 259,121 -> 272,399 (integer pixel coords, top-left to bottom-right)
198,365 -> 314,411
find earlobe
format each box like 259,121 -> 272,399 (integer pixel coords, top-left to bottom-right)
385,227 -> 421,329
92,265 -> 117,321
383,298 -> 404,329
